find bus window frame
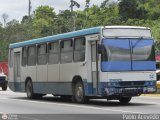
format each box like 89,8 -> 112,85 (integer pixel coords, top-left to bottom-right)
37,43 -> 47,65
48,41 -> 60,65
27,45 -> 37,66
60,39 -> 73,64
73,37 -> 86,62
22,47 -> 27,67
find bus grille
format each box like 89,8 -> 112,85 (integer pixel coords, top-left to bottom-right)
119,81 -> 145,87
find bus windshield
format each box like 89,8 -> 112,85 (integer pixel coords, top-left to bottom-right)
101,38 -> 155,72
132,39 -> 154,61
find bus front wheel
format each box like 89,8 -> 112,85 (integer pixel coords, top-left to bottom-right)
119,97 -> 132,104
73,81 -> 86,103
26,80 -> 35,99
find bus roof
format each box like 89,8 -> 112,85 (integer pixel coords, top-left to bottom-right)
9,26 -> 101,48
104,26 -> 150,30
9,26 -> 151,49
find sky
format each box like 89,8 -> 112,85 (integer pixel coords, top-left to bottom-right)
0,0 -> 114,23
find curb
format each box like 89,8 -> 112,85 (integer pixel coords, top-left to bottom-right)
141,94 -> 160,97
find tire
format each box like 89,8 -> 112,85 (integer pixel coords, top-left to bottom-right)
26,80 -> 35,99
2,85 -> 7,91
119,97 -> 132,104
73,81 -> 86,103
26,80 -> 44,99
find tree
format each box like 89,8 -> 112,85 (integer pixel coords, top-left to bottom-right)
119,0 -> 147,21
70,0 -> 80,9
85,0 -> 90,9
6,19 -> 19,27
58,10 -> 73,32
2,13 -> 9,27
21,15 -> 31,24
32,6 -> 56,37
100,0 -> 109,8
21,15 -> 34,40
34,6 -> 56,19
141,0 -> 160,20
102,2 -> 121,25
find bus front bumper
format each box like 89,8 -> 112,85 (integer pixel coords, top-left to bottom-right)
102,87 -> 156,97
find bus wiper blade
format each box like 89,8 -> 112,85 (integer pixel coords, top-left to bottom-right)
132,37 -> 143,48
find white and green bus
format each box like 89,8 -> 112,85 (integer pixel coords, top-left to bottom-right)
9,26 -> 156,103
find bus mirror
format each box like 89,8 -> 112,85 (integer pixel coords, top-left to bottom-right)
98,44 -> 103,54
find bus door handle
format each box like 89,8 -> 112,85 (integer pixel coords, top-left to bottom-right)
82,61 -> 87,66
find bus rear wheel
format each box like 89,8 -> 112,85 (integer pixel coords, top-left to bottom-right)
119,97 -> 132,104
73,81 -> 86,103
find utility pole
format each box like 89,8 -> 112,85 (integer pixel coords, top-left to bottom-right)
28,0 -> 31,17
70,0 -> 80,31
70,0 -> 74,31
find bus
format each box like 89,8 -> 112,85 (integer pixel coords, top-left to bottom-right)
8,26 -> 156,104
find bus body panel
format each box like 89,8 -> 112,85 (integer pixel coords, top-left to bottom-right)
60,63 -> 75,82
100,71 -> 156,82
37,65 -> 47,82
48,64 -> 59,82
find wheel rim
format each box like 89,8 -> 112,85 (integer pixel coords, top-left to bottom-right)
75,83 -> 84,102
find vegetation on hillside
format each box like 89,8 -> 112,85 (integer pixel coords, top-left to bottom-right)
1,0 -> 160,61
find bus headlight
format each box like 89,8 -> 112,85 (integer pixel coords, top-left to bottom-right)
150,81 -> 155,86
147,87 -> 156,92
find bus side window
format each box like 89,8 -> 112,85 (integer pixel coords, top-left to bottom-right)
37,44 -> 47,65
48,42 -> 59,64
27,46 -> 36,66
60,40 -> 73,63
74,37 -> 85,62
22,47 -> 27,66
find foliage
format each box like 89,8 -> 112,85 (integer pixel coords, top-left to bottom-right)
1,0 -> 160,61
32,6 -> 56,37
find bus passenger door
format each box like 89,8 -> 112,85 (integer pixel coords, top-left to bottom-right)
14,52 -> 21,91
91,42 -> 99,94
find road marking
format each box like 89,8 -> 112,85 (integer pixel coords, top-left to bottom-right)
0,97 -> 142,114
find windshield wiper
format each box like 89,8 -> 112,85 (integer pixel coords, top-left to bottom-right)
132,37 -> 143,49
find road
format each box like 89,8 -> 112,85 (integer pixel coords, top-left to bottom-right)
0,88 -> 160,120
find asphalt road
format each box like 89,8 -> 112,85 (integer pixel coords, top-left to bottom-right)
0,88 -> 160,120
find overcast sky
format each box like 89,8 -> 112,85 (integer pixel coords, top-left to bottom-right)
0,0 -> 112,23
